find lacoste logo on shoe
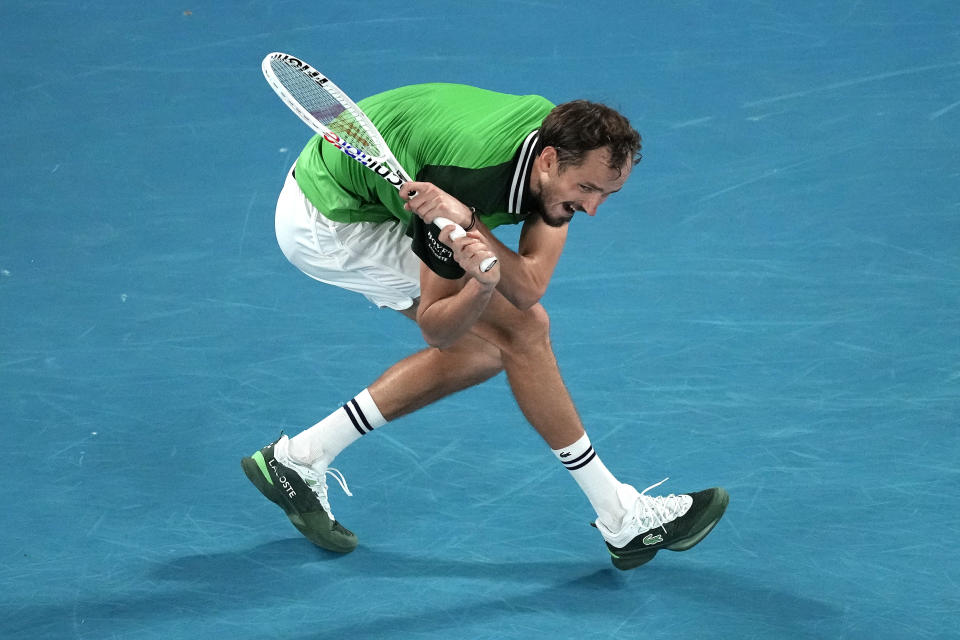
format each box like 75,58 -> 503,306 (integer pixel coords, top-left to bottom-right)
268,458 -> 297,499
560,452 -> 572,458
642,533 -> 663,546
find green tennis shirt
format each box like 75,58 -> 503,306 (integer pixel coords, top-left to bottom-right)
293,83 -> 554,232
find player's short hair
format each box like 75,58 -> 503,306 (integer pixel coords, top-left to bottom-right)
538,100 -> 642,174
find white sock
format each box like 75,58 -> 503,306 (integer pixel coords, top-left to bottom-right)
287,388 -> 386,467
553,433 -> 625,530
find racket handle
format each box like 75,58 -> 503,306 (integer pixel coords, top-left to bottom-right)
434,217 -> 498,273
433,217 -> 465,240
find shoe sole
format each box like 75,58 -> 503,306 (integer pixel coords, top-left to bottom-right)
609,548 -> 658,571
666,487 -> 729,552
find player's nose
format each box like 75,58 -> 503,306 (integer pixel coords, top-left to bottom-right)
581,194 -> 602,216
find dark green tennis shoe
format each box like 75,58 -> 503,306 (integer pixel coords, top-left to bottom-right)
241,435 -> 357,553
594,483 -> 729,571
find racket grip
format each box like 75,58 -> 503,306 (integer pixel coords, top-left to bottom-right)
434,217 -> 498,272
433,217 -> 465,240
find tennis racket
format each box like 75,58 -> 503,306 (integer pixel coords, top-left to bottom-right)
261,52 -> 497,275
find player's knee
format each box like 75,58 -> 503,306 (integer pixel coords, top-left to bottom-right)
527,303 -> 551,339
504,303 -> 552,352
474,302 -> 552,356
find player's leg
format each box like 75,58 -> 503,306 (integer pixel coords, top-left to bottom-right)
242,326 -> 504,553
287,323 -> 503,468
467,292 -> 729,569
365,304 -> 503,420
470,297 -> 582,448
272,166 -> 504,453
243,167 -> 506,552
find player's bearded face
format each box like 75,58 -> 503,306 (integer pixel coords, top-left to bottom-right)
530,147 -> 631,227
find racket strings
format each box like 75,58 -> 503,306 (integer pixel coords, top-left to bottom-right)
268,58 -> 384,157
328,110 -> 381,154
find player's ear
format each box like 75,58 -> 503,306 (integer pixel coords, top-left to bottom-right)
538,145 -> 559,172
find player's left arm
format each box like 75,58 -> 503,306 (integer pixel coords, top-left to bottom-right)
470,213 -> 567,310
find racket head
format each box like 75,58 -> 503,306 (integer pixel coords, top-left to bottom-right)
261,52 -> 411,181
262,53 -> 491,278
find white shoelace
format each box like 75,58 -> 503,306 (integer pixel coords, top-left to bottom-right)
630,477 -> 692,534
300,464 -> 352,521
277,437 -> 353,521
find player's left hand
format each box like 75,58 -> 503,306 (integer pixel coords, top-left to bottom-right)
437,226 -> 500,287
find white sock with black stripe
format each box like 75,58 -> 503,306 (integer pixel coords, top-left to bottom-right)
287,388 -> 386,467
554,433 -> 625,530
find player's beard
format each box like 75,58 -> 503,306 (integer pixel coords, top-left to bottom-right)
528,185 -> 576,228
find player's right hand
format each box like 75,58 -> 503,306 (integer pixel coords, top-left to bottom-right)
438,226 -> 500,286
401,181 -> 474,229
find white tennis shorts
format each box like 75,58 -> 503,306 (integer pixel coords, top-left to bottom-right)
274,167 -> 422,310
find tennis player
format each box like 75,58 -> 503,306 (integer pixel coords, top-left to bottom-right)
242,83 -> 728,569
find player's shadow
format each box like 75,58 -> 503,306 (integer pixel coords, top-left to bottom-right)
151,539 -> 839,639
0,538 -> 839,638
286,547 -> 840,640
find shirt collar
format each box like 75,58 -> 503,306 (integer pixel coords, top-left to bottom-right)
508,130 -> 539,215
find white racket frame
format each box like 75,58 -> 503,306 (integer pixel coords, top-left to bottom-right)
262,52 -> 496,273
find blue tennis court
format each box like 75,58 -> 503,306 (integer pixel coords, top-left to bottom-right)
2,2 -> 958,638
